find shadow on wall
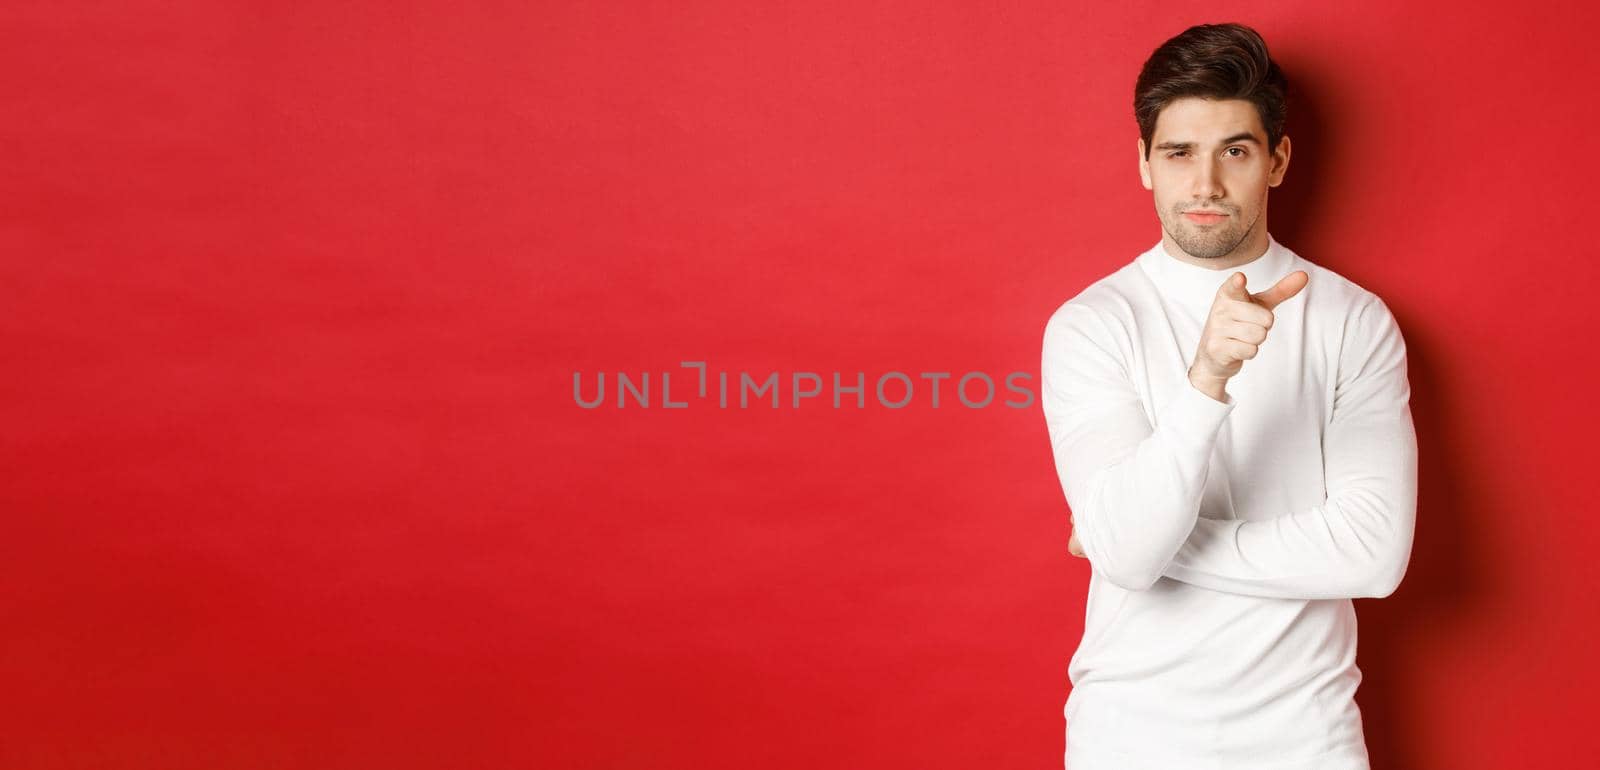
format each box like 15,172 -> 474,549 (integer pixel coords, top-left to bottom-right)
1267,53 -> 1333,250
1273,55 -> 1494,770
1355,319 -> 1492,770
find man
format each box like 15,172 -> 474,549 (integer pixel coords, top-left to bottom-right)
1039,23 -> 1417,770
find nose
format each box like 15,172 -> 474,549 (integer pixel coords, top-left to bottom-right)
1192,157 -> 1225,201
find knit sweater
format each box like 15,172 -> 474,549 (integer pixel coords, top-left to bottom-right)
1039,234 -> 1417,770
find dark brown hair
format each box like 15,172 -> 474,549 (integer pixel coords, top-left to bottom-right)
1134,23 -> 1288,159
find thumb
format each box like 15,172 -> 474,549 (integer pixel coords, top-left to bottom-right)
1251,270 -> 1309,310
1217,271 -> 1249,300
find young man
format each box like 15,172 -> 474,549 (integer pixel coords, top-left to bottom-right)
1039,23 -> 1417,770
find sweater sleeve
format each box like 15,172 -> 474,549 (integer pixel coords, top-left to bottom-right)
1161,296 -> 1419,600
1041,302 -> 1234,591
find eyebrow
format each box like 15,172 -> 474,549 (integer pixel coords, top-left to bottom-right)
1154,132 -> 1263,152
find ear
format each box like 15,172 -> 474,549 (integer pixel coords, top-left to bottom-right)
1267,134 -> 1292,188
1138,138 -> 1153,190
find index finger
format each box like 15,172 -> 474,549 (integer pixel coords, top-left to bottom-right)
1251,270 -> 1309,311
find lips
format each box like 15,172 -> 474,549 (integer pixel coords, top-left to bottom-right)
1184,211 -> 1229,224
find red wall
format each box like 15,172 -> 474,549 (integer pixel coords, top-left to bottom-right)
4,1 -> 1596,768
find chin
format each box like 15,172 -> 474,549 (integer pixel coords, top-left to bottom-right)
1176,234 -> 1242,260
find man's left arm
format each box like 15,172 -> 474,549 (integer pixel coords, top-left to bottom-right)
1158,296 -> 1418,601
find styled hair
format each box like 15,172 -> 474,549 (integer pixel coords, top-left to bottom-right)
1134,23 -> 1288,159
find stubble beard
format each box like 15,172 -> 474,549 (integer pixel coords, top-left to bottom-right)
1161,195 -> 1265,261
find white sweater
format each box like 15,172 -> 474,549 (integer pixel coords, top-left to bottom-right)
1040,234 -> 1417,770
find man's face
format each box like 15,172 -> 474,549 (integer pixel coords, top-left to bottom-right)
1138,97 -> 1290,260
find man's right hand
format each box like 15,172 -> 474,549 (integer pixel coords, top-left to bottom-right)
1188,270 -> 1308,401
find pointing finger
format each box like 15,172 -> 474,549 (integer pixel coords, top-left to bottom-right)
1251,270 -> 1308,311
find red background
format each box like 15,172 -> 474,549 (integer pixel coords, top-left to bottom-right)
4,1 -> 1597,768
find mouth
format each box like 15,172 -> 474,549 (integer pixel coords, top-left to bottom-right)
1183,211 -> 1229,225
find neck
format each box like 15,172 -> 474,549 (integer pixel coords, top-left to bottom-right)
1160,215 -> 1271,270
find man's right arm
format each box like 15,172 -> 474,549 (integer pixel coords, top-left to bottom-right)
1041,303 -> 1233,590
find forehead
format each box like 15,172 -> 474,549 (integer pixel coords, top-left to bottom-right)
1152,97 -> 1265,143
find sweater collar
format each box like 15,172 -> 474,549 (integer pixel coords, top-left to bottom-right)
1136,233 -> 1296,310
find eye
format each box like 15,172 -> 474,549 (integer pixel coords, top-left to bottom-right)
1225,147 -> 1247,157
1167,150 -> 1188,159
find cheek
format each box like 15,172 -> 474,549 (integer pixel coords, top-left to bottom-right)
1147,175 -> 1179,204
1229,165 -> 1270,192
